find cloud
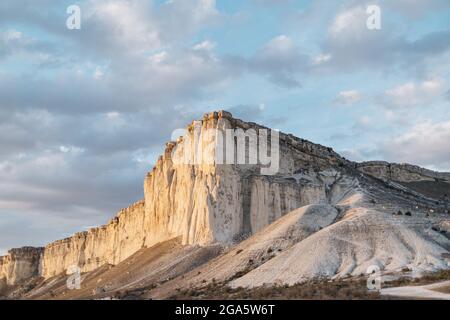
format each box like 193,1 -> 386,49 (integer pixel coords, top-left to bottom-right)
333,90 -> 362,105
319,4 -> 450,73
0,29 -> 28,58
0,28 -> 58,66
384,0 -> 450,19
329,6 -> 368,40
227,35 -> 308,88
379,120 -> 450,170
339,148 -> 378,162
381,79 -> 446,108
193,40 -> 216,51
312,53 -> 332,65
224,103 -> 268,122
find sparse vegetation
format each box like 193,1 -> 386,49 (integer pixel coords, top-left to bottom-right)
383,270 -> 450,289
169,278 -> 381,300
167,270 -> 450,300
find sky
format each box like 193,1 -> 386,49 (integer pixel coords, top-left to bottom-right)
1,0 -> 450,254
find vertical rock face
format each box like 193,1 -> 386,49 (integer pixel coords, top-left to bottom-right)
0,111 -> 350,285
141,111 -> 345,246
0,247 -> 43,285
41,200 -> 145,278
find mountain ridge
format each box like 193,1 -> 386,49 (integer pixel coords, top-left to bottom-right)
1,111 -> 449,297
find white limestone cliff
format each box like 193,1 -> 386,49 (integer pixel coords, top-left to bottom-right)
1,111 -> 448,288
0,247 -> 43,285
1,111 -> 343,284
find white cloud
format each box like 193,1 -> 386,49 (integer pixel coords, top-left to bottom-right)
329,6 -> 367,40
237,35 -> 308,88
333,90 -> 362,105
148,51 -> 168,64
0,29 -> 34,58
358,115 -> 371,127
87,0 -> 161,53
262,35 -> 295,56
383,79 -> 445,108
59,146 -> 85,155
193,40 -> 216,51
313,53 -> 332,65
3,29 -> 23,41
380,120 -> 450,170
93,66 -> 103,79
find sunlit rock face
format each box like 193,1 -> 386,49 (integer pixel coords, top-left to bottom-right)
142,111 -> 345,246
40,201 -> 146,278
0,247 -> 43,285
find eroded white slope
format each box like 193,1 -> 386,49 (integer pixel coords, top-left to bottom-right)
147,204 -> 339,299
231,197 -> 450,288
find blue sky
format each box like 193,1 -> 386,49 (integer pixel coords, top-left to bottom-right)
1,0 -> 450,253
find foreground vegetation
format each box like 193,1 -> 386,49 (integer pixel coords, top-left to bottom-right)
165,270 -> 450,300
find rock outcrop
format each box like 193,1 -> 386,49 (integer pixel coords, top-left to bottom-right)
1,111 -> 449,289
0,247 -> 43,285
41,200 -> 146,278
0,111 -> 346,285
356,161 -> 450,183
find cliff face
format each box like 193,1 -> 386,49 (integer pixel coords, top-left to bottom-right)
357,161 -> 450,183
41,201 -> 145,278
1,111 -> 346,285
0,247 -> 43,285
141,110 -> 345,247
